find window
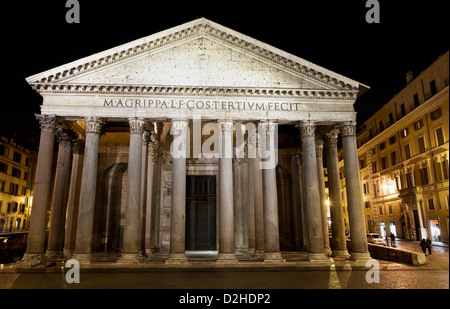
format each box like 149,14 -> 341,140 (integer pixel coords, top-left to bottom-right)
378,206 -> 383,216
418,136 -> 426,153
430,80 -> 437,96
391,151 -> 398,165
9,183 -> 19,195
442,159 -> 449,180
0,180 -> 5,192
379,141 -> 386,151
381,157 -> 387,170
0,145 -> 9,157
413,93 -> 420,107
11,167 -> 21,178
420,166 -> 429,185
430,107 -> 442,121
401,127 -> 409,138
389,113 -> 394,125
427,198 -> 435,211
395,174 -> 402,191
0,162 -> 7,173
379,121 -> 384,132
400,103 -> 406,117
389,135 -> 396,145
365,201 -> 371,209
404,143 -> 411,159
360,158 -> 366,169
13,151 -> 22,163
372,161 -> 378,173
388,204 -> 393,215
406,171 -> 414,188
435,127 -> 445,146
414,119 -> 423,131
363,183 -> 369,195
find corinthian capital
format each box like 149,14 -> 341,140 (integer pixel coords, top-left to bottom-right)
325,132 -> 339,148
128,118 -> 146,135
340,121 -> 357,137
170,119 -> 189,136
35,114 -> 57,133
85,117 -> 104,134
297,121 -> 316,138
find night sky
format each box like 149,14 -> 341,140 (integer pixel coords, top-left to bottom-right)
1,0 -> 448,149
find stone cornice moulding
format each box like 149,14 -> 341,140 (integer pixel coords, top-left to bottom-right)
30,83 -> 359,100
25,18 -> 368,94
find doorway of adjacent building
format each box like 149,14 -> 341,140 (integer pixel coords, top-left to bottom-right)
185,175 -> 217,251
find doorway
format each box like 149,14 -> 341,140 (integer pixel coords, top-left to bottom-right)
185,175 -> 217,251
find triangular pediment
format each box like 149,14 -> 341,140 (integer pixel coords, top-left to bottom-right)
26,18 -> 367,95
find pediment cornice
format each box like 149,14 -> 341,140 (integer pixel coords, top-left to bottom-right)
26,18 -> 367,93
29,82 -> 358,100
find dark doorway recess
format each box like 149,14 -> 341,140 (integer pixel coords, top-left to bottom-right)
185,175 -> 217,250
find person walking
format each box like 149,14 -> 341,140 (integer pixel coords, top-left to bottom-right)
420,239 -> 428,254
426,237 -> 432,255
390,233 -> 396,247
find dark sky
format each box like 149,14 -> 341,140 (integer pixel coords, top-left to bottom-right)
1,0 -> 448,149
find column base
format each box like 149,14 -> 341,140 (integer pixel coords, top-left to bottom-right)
72,253 -> 92,264
216,252 -> 238,263
165,253 -> 188,264
63,248 -> 74,258
117,253 -> 141,264
253,249 -> 265,259
17,253 -> 46,268
45,250 -> 63,259
350,252 -> 372,264
307,252 -> 331,262
332,249 -> 351,259
264,252 -> 285,263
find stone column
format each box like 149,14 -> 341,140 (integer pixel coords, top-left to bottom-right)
74,117 -> 104,263
325,131 -> 349,258
63,139 -> 84,257
144,139 -> 157,255
253,140 -> 265,258
22,114 -> 57,263
217,120 -> 237,262
46,128 -> 73,258
259,121 -> 283,262
340,121 -> 371,261
298,121 -> 328,260
316,140 -> 331,255
166,119 -> 189,263
120,118 -> 146,263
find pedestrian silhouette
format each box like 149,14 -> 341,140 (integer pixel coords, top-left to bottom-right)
390,233 -> 396,247
426,237 -> 432,255
420,239 -> 428,254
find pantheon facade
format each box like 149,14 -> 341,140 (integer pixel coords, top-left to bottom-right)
21,18 -> 371,265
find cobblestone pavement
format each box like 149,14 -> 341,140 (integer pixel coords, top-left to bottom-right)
0,239 -> 447,290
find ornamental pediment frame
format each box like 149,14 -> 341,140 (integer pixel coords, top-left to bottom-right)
26,18 -> 366,96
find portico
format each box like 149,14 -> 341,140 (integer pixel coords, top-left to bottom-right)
20,18 -> 370,266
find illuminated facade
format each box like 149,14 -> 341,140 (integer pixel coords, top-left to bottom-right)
339,51 -> 449,244
20,18 -> 372,266
0,136 -> 36,233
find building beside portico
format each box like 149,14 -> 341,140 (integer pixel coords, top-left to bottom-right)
20,18 -> 371,266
